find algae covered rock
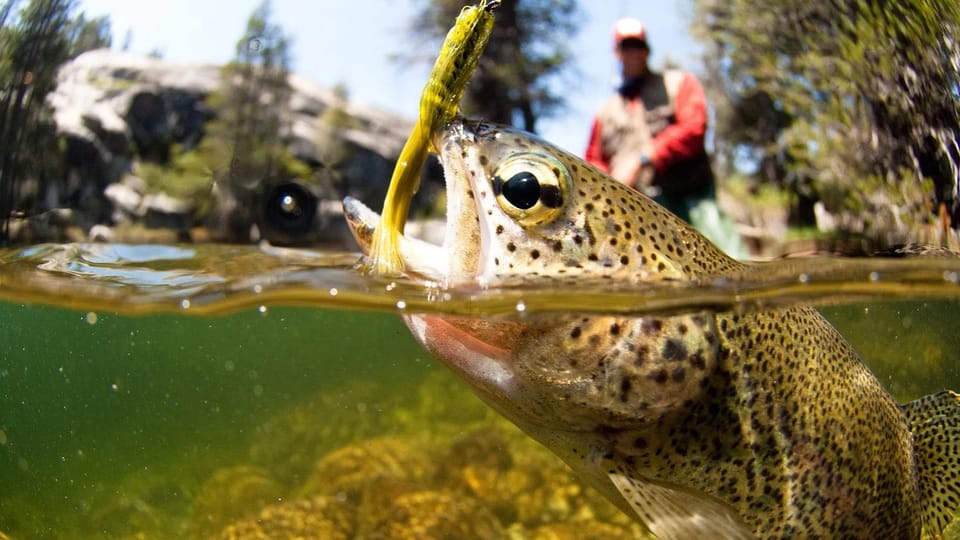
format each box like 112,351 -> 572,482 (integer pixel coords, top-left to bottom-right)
215,495 -> 353,540
364,489 -> 505,540
248,381 -> 406,487
297,435 -> 436,503
191,465 -> 284,536
437,424 -> 630,529
521,521 -> 647,540
87,466 -> 193,539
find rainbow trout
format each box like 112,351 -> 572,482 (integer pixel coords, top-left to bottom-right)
343,119 -> 960,539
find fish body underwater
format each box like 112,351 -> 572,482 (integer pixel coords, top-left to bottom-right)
343,119 -> 960,539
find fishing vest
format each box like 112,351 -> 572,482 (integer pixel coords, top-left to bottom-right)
597,69 -> 714,196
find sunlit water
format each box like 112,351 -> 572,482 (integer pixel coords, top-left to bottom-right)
1,242 -> 960,539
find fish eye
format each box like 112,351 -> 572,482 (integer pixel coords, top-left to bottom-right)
491,152 -> 570,225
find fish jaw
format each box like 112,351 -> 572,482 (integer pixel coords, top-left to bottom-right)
341,127 -> 485,286
404,314 -> 529,415
342,196 -> 450,280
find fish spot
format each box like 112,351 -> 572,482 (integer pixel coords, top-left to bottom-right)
479,155 -> 489,166
530,249 -> 540,260
588,334 -> 601,347
552,240 -> 563,252
540,185 -> 563,208
496,224 -> 504,234
634,346 -> 648,366
642,319 -> 663,334
573,235 -> 583,245
648,369 -> 669,384
570,326 -> 582,339
609,323 -> 621,336
671,366 -> 686,383
588,253 -> 599,261
690,351 -> 707,369
620,255 -> 629,265
663,339 -> 687,361
507,242 -> 516,252
620,378 -> 632,402
609,238 -> 618,246
634,437 -> 648,449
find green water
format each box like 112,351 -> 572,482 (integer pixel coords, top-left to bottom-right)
1,303 -> 435,538
1,243 -> 960,539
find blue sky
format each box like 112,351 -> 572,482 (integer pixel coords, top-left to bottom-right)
78,0 -> 701,154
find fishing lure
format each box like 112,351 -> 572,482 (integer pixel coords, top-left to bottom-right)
368,0 -> 499,275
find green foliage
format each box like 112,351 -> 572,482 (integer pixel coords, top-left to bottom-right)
0,0 -> 77,243
139,147 -> 212,199
405,0 -> 580,132
692,0 -> 960,238
314,82 -> 357,168
205,0 -> 301,196
65,11 -> 110,57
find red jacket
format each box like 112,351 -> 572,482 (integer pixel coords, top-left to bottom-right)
585,70 -> 708,174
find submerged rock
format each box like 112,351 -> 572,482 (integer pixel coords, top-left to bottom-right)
364,489 -> 505,540
247,381 -> 407,487
297,435 -> 436,503
191,465 -> 284,537
520,522 -> 645,540
215,495 -> 354,540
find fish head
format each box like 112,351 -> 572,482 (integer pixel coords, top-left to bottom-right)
347,119 -> 738,286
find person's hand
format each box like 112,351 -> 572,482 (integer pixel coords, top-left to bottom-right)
610,160 -> 641,187
637,153 -> 656,187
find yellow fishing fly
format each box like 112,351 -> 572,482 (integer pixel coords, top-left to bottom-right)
368,0 -> 499,275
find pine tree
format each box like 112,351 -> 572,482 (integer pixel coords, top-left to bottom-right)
0,0 -> 74,244
199,0 -> 304,239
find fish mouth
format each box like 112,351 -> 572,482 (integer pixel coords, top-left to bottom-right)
342,118 -> 482,285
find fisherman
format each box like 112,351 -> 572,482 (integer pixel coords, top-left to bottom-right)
585,17 -> 745,257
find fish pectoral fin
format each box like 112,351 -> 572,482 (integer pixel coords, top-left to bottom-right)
902,390 -> 960,534
606,465 -> 755,540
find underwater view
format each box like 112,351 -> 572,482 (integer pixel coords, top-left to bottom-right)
0,243 -> 959,539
